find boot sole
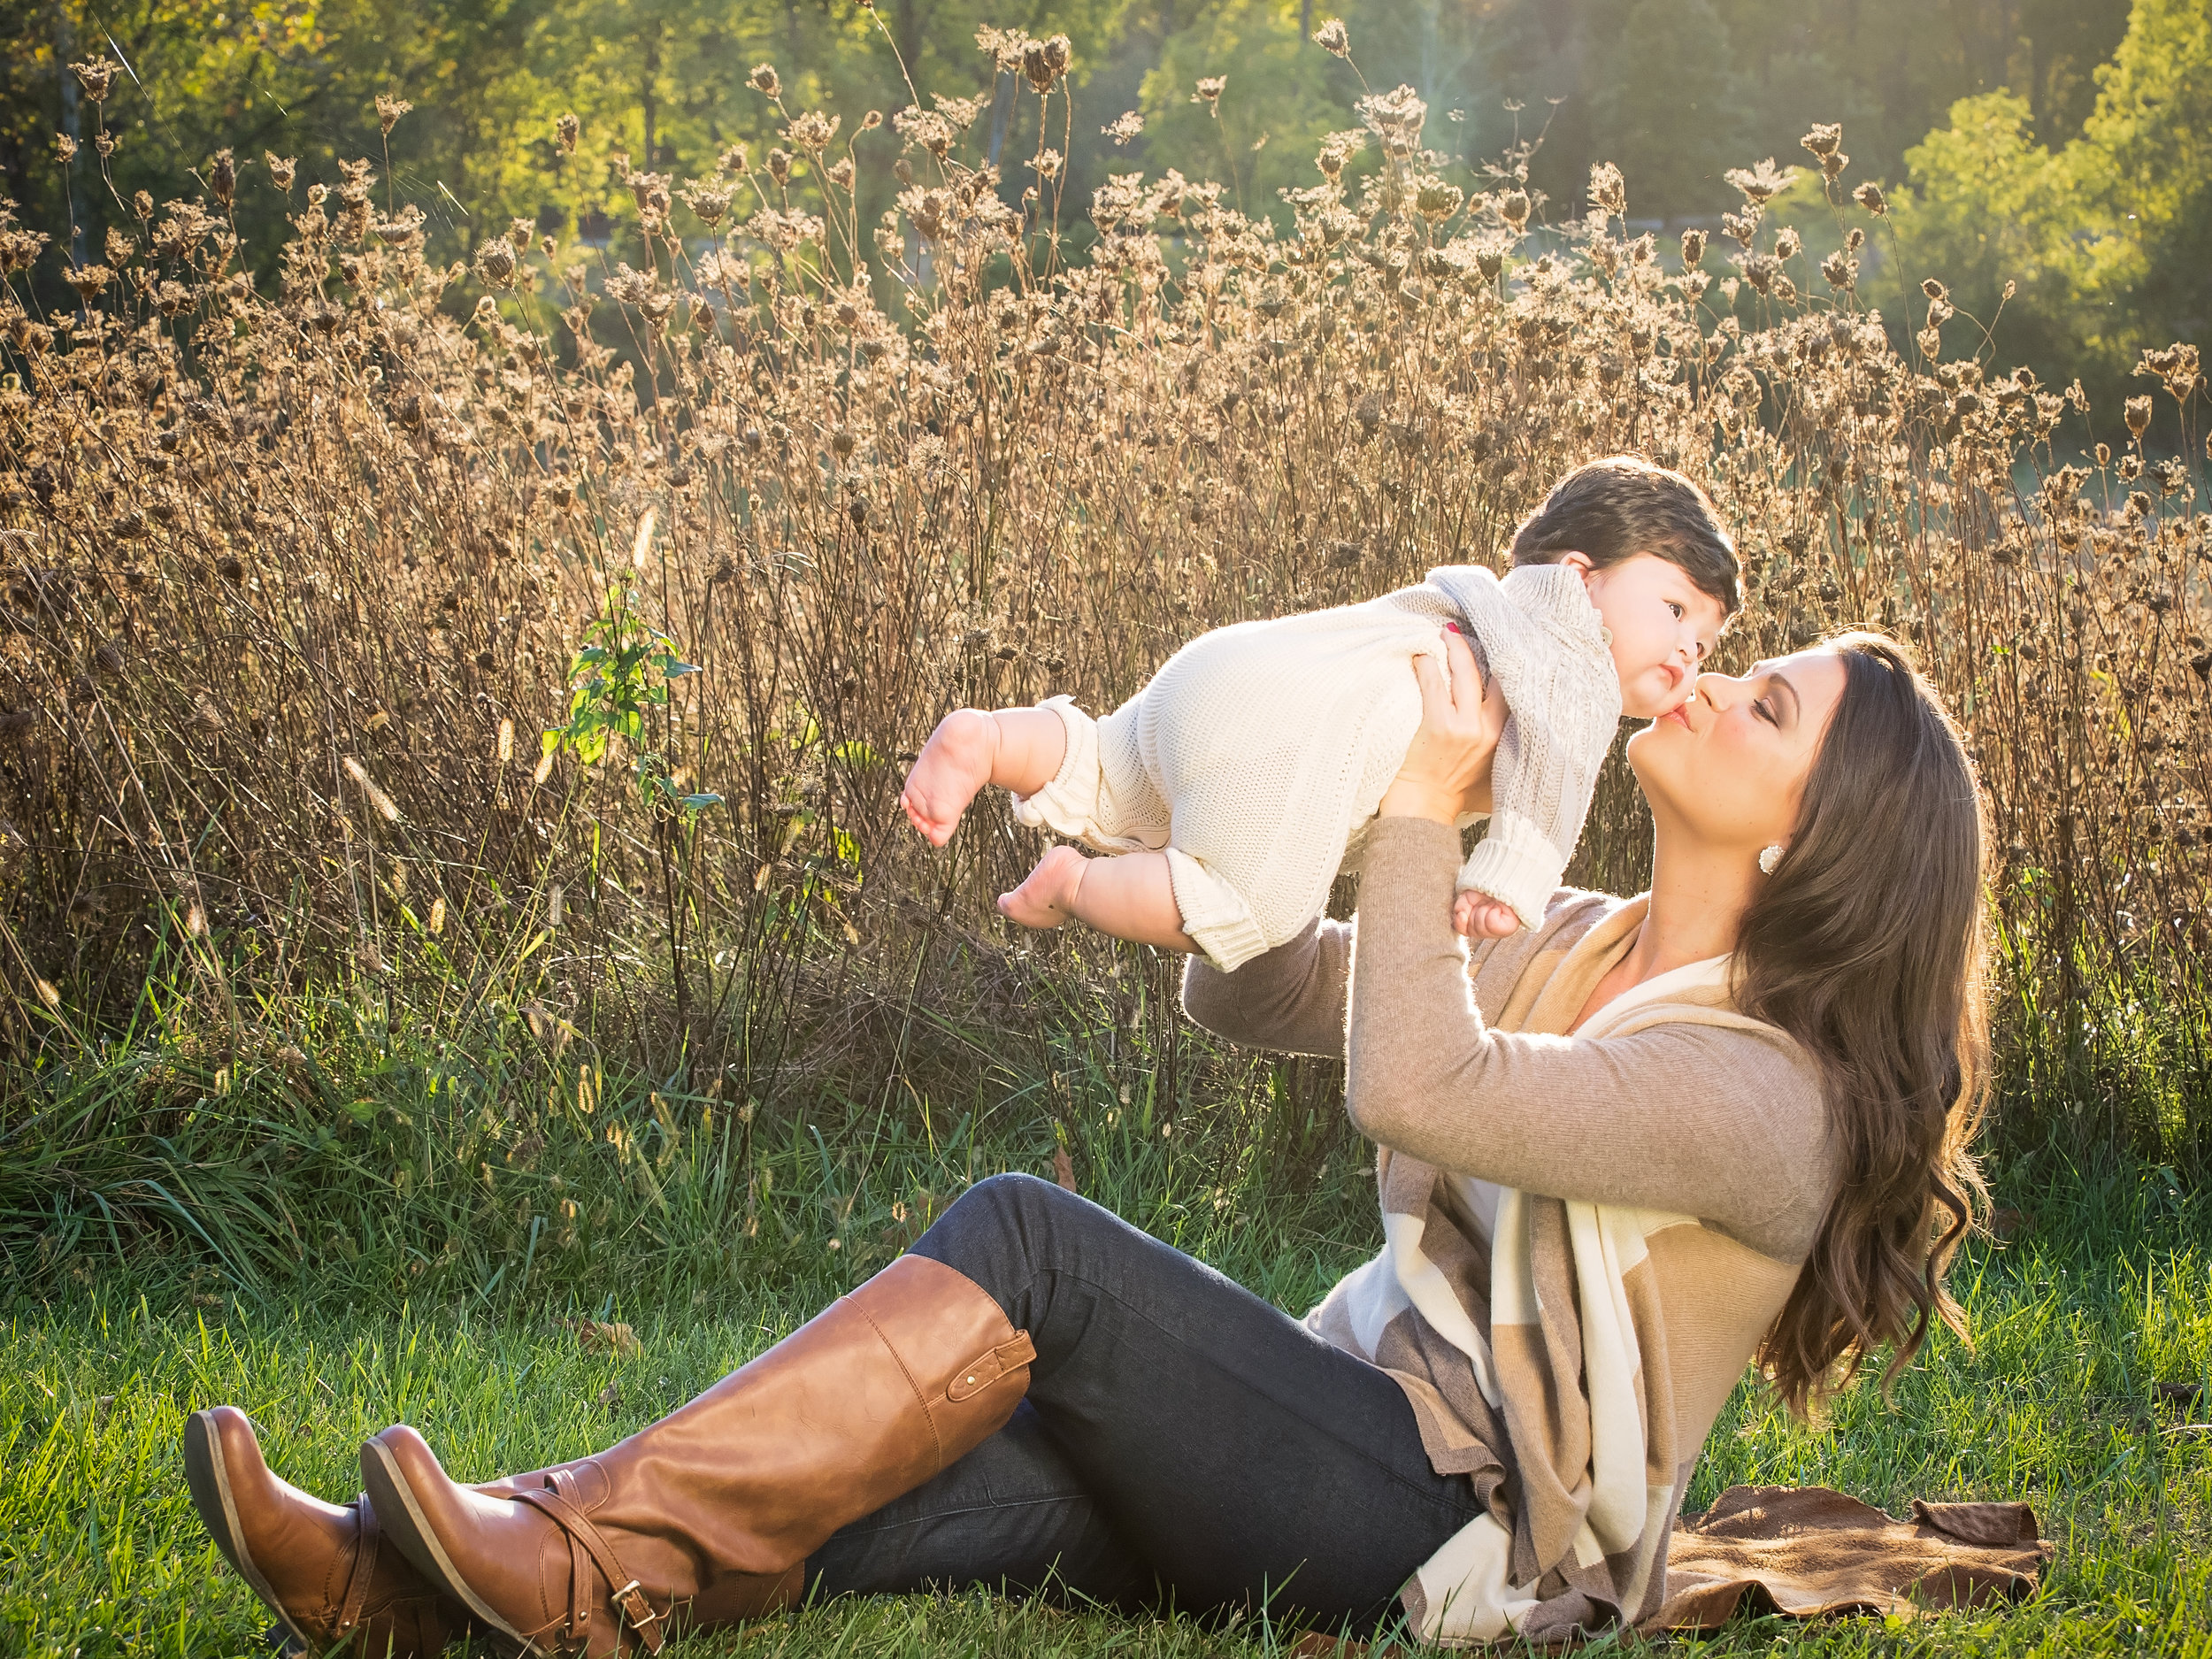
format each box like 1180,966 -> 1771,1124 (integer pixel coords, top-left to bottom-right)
360,1435 -> 539,1659
181,1410 -> 319,1655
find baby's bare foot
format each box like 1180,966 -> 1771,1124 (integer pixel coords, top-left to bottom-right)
900,710 -> 998,846
999,844 -> 1088,929
1453,891 -> 1521,939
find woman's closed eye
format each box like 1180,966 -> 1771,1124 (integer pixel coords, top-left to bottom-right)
1755,696 -> 1778,726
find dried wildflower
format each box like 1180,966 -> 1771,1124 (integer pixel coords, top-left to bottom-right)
209,150 -> 236,209
132,189 -> 153,221
556,111 -> 580,154
1853,180 -> 1886,215
1498,189 -> 1530,231
1773,227 -> 1801,261
265,152 -> 296,192
787,110 -> 839,151
1023,35 -> 1072,94
718,143 -> 749,176
1821,250 -> 1855,289
1679,227 -> 1705,267
1846,226 -> 1864,253
1587,162 -> 1625,218
681,183 -> 733,226
376,94 -> 413,136
1102,111 -> 1144,147
1801,122 -> 1841,159
749,63 -> 782,100
1192,77 -> 1227,115
767,147 -> 793,184
2124,396 -> 2153,439
474,237 -> 518,290
1723,157 -> 1797,205
1416,180 -> 1463,223
1312,17 -> 1351,57
57,133 -> 77,164
65,264 -> 111,301
72,59 -> 118,103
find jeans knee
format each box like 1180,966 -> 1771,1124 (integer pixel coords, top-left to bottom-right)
950,1171 -> 1063,1232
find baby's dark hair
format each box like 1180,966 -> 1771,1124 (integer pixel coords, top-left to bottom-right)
1509,456 -> 1741,615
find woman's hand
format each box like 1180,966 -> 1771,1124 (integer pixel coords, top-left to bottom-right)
1378,626 -> 1507,825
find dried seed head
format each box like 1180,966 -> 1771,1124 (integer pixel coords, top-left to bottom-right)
749,63 -> 782,100
1679,227 -> 1705,267
376,94 -> 413,136
1920,277 -> 1947,303
265,152 -> 296,192
556,112 -> 580,154
209,150 -> 236,208
1773,227 -> 1801,261
1102,111 -> 1143,147
72,58 -> 118,103
1312,17 -> 1351,57
1417,180 -> 1463,223
1587,162 -> 1624,218
475,237 -> 518,290
1853,181 -> 1886,215
1801,122 -> 1841,159
1499,189 -> 1530,230
1192,76 -> 1227,114
342,756 -> 401,822
2124,396 -> 2153,438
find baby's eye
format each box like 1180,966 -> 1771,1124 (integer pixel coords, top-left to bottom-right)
1668,601 -> 1685,619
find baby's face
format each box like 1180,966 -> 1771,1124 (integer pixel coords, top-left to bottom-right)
1579,554 -> 1727,718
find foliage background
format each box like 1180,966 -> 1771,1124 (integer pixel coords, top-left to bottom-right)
4,0 -> 2204,408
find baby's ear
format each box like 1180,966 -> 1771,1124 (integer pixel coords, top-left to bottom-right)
1555,549 -> 1595,577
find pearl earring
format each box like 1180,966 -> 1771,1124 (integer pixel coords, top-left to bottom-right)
1758,844 -> 1784,875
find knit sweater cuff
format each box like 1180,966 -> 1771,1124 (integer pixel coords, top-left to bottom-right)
1166,848 -> 1273,973
1455,810 -> 1567,932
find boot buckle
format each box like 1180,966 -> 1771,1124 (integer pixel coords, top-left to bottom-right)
612,1579 -> 664,1643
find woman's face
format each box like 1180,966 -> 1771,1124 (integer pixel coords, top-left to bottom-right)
1626,647 -> 1848,857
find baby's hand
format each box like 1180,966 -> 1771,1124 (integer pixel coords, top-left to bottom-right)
1453,891 -> 1521,939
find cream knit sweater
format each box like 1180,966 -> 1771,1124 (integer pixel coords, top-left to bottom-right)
1012,564 -> 1620,970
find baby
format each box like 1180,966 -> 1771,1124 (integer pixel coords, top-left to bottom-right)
901,457 -> 1740,969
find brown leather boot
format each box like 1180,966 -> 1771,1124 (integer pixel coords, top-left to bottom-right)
184,1405 -> 549,1656
360,1254 -> 1036,1657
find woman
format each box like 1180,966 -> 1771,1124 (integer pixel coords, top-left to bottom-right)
184,627 -> 1988,1655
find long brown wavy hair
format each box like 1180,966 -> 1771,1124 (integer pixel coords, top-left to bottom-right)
1733,634 -> 1991,1418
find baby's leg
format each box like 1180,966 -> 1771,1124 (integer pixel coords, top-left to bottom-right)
999,848 -> 1196,953
902,707 -> 1070,847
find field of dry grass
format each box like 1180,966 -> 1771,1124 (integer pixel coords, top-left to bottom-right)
2,37 -> 2208,1242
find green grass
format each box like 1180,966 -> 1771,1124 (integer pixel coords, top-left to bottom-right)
3,1121 -> 2208,1659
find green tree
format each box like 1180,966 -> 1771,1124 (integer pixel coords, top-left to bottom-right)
1588,0 -> 1741,220
1890,0 -> 2210,412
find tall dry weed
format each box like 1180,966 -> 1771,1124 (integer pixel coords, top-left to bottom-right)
0,39 -> 2205,1145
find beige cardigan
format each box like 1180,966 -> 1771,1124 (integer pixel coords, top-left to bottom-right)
1183,816 -> 1838,1642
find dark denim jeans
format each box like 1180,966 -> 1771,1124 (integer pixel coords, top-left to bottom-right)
806,1173 -> 1483,1635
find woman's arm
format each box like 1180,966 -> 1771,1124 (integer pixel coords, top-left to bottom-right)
1180,918 -> 1353,1057
1347,817 -> 1831,1255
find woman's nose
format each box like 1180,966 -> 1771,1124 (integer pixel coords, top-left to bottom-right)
1691,672 -> 1740,709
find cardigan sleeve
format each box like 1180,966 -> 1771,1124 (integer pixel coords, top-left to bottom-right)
1347,817 -> 1835,1262
1179,916 -> 1353,1059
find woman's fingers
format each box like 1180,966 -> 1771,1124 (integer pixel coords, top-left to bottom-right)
1440,626 -> 1486,718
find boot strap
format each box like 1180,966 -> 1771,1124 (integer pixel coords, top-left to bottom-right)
332,1495 -> 379,1639
515,1484 -> 668,1655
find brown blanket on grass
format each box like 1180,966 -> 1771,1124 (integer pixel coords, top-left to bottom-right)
1647,1484 -> 2054,1631
1288,1484 -> 2052,1655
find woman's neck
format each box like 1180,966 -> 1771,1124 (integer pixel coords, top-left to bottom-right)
1617,834 -> 1755,987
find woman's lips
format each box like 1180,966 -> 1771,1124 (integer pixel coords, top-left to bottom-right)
1660,704 -> 1692,728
